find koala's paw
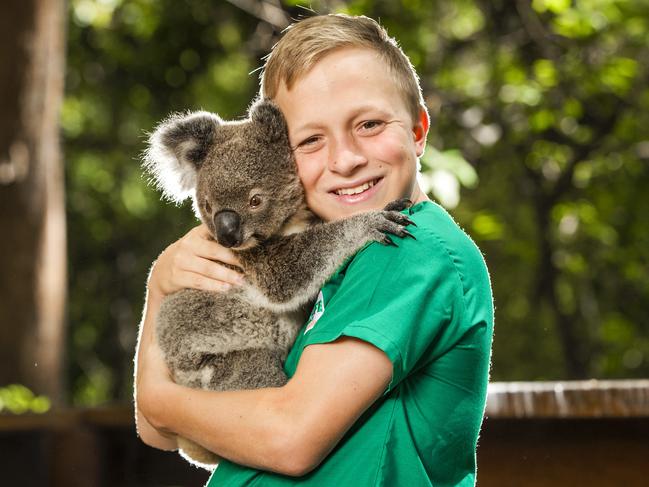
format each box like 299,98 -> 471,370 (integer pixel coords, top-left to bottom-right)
369,209 -> 416,246
383,198 -> 413,212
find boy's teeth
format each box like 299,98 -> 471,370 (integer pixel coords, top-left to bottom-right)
335,179 -> 375,196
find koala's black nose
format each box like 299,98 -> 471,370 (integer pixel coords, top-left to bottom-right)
214,210 -> 242,248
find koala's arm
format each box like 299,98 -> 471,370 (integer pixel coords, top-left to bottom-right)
240,208 -> 413,309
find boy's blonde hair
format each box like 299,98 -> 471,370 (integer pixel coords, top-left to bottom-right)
260,14 -> 426,122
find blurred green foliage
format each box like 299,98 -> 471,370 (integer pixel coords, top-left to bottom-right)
0,385 -> 51,414
64,0 -> 649,405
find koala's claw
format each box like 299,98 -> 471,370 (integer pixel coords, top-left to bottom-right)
383,211 -> 416,229
383,198 -> 412,212
401,229 -> 416,240
371,209 -> 418,247
382,234 -> 398,247
398,215 -> 417,228
387,225 -> 416,241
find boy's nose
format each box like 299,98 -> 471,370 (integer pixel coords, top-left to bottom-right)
328,140 -> 368,175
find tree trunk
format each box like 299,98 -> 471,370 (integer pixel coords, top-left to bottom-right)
0,0 -> 66,405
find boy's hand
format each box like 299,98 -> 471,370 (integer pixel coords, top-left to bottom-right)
148,224 -> 245,297
136,223 -> 243,445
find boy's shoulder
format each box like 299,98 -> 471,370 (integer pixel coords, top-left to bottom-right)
360,200 -> 474,261
349,201 -> 488,287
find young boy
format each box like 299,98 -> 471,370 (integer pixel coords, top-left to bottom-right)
135,14 -> 494,486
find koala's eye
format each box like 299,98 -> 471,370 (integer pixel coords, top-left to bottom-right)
249,194 -> 262,208
204,200 -> 212,213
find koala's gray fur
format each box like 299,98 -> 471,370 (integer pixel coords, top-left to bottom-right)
143,99 -> 413,470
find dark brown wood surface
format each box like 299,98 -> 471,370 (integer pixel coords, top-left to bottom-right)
0,381 -> 647,486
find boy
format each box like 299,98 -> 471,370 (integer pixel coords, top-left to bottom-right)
135,14 -> 493,486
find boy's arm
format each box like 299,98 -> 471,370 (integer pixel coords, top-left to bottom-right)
133,287 -> 178,450
137,332 -> 392,476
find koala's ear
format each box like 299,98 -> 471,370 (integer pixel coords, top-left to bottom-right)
248,99 -> 289,143
143,111 -> 221,203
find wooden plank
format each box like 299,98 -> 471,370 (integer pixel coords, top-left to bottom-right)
486,380 -> 649,418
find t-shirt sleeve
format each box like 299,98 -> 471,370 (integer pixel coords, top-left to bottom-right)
301,233 -> 467,393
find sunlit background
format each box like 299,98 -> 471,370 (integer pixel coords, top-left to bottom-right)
6,0 -> 647,413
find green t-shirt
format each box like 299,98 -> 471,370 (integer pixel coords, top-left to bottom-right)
207,201 -> 494,487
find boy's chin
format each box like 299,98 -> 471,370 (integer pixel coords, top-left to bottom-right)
319,202 -> 383,221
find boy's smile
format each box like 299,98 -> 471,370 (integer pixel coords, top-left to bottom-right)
274,47 -> 430,222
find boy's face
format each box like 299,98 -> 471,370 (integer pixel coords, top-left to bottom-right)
274,47 -> 429,222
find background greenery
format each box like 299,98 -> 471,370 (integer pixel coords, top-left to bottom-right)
63,0 -> 649,406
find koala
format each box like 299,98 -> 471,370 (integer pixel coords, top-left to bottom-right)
143,99 -> 414,469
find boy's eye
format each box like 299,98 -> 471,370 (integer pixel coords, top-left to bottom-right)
360,120 -> 384,131
298,136 -> 319,147
295,135 -> 324,153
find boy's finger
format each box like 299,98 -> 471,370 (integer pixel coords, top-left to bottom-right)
197,238 -> 241,267
181,272 -> 234,293
192,223 -> 212,238
188,259 -> 245,286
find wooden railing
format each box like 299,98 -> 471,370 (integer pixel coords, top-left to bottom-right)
1,380 -> 647,486
480,380 -> 649,487
486,379 -> 649,418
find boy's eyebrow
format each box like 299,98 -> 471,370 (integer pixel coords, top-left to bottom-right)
348,104 -> 390,119
292,121 -> 326,133
292,105 -> 392,133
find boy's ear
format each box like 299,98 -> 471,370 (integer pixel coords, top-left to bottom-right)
248,98 -> 289,143
413,107 -> 430,157
143,111 -> 221,203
